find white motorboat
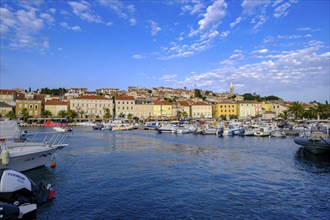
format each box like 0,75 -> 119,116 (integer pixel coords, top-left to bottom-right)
0,121 -> 68,172
270,129 -> 286,138
254,126 -> 271,137
53,127 -> 72,132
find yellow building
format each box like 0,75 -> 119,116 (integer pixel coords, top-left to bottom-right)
191,101 -> 212,119
70,95 -> 113,118
262,103 -> 273,112
16,94 -> 43,118
45,99 -> 69,116
153,100 -> 172,119
213,102 -> 238,119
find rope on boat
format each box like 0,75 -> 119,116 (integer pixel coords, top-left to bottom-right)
319,136 -> 330,146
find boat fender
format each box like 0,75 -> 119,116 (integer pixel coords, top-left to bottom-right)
1,149 -> 10,166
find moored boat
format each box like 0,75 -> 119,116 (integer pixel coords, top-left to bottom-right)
294,122 -> 330,154
0,121 -> 68,171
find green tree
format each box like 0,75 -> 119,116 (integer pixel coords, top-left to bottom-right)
119,112 -> 126,118
127,113 -> 133,120
278,110 -> 290,120
41,110 -> 52,118
314,103 -> 329,119
181,111 -> 188,119
194,89 -> 202,98
303,107 -> 316,119
58,110 -> 67,118
288,102 -> 304,119
21,108 -> 31,122
67,110 -> 78,122
264,95 -> 280,101
5,111 -> 16,120
103,108 -> 111,119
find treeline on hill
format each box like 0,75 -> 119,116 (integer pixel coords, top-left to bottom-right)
38,87 -> 67,96
242,93 -> 281,101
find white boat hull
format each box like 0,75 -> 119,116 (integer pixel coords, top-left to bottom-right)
1,143 -> 67,172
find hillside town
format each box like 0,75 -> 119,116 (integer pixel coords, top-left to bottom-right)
0,84 -> 329,124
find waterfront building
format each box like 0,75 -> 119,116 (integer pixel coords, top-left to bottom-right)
176,101 -> 191,118
45,99 -> 69,117
16,93 -> 43,118
262,102 -> 273,112
0,89 -> 17,107
271,103 -> 288,118
70,95 -> 113,119
191,101 -> 212,119
153,100 -> 173,119
115,96 -> 135,118
0,102 -> 13,117
134,100 -> 153,119
213,102 -> 238,119
237,101 -> 263,119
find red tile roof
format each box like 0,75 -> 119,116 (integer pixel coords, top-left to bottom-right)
153,100 -> 172,105
45,100 -> 69,105
0,89 -> 15,95
192,101 -> 209,106
177,101 -> 190,106
115,96 -> 135,100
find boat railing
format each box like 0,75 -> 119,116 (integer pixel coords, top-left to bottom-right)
1,131 -> 69,148
28,131 -> 69,146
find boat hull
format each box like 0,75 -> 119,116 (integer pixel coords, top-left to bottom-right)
1,143 -> 67,172
294,136 -> 330,154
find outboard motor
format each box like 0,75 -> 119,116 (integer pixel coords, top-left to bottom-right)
0,168 -> 55,205
0,169 -> 55,219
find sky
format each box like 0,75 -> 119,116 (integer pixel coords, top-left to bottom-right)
0,0 -> 329,103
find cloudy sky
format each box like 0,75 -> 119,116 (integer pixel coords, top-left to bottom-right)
1,0 -> 329,102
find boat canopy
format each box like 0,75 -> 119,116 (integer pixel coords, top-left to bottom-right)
0,121 -> 21,139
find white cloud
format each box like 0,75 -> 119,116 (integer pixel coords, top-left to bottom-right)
175,42 -> 329,100
241,0 -> 270,15
160,1 -> 229,60
273,1 -> 292,18
253,49 -> 268,54
60,22 -> 81,31
150,21 -> 161,36
230,17 -> 242,28
68,1 -> 102,23
181,1 -> 204,15
198,0 -> 227,30
132,54 -> 146,59
160,74 -> 178,82
0,6 -> 51,50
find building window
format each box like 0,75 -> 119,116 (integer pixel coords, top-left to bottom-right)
29,104 -> 33,109
35,105 -> 38,108
34,111 -> 38,115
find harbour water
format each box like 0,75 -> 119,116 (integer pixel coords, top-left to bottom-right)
24,126 -> 330,219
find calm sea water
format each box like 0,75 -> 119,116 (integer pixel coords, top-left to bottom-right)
23,126 -> 330,220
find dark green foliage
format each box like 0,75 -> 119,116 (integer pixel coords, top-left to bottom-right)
39,87 -> 67,96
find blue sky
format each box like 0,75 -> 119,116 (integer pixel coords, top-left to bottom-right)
1,0 -> 329,102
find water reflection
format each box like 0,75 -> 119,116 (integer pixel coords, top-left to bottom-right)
295,147 -> 330,173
